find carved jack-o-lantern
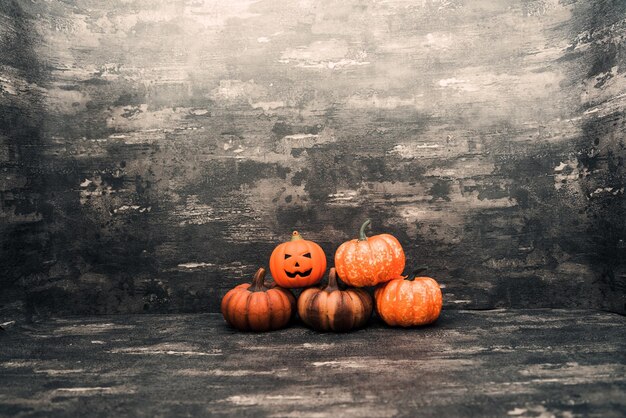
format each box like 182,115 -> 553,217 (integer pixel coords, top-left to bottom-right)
269,231 -> 326,288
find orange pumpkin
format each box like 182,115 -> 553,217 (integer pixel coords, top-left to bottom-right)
334,219 -> 405,287
297,268 -> 373,332
221,268 -> 295,331
374,270 -> 442,327
269,231 -> 326,288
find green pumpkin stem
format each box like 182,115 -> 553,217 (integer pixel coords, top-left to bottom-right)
250,268 -> 267,292
358,219 -> 372,241
325,268 -> 340,292
291,231 -> 303,241
407,267 -> 429,281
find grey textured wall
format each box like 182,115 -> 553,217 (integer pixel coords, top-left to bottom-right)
1,0 -> 624,318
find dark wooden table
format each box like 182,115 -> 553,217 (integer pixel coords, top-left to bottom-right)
1,310 -> 625,417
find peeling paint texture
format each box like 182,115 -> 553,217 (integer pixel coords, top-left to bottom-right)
0,0 -> 625,316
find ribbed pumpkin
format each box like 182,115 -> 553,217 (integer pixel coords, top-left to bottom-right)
334,219 -> 405,287
375,269 -> 442,327
221,268 -> 295,332
269,231 -> 327,288
297,268 -> 373,332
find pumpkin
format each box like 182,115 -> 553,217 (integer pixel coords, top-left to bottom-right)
269,231 -> 327,288
334,219 -> 405,287
374,269 -> 442,327
221,268 -> 296,332
297,268 -> 373,332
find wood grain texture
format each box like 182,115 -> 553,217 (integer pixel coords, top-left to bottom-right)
0,0 -> 625,316
0,310 -> 625,417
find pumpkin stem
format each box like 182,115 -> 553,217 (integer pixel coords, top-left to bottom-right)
249,268 -> 267,292
325,268 -> 340,291
407,266 -> 429,281
291,231 -> 303,241
358,219 -> 371,241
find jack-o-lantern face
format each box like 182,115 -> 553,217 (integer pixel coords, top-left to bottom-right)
269,231 -> 326,288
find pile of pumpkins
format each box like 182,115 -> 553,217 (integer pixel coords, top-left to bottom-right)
221,220 -> 443,332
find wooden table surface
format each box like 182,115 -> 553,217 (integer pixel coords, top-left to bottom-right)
1,310 -> 625,417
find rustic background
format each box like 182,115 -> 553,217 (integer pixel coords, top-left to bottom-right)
1,0 -> 624,318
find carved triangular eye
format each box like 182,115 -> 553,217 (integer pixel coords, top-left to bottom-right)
284,254 -> 292,259
303,252 -> 311,258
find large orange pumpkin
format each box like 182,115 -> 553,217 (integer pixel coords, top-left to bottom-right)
374,270 -> 442,327
334,219 -> 405,287
221,268 -> 295,331
297,268 -> 373,332
269,231 -> 326,288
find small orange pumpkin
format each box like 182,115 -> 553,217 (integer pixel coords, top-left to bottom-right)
374,269 -> 442,327
269,231 -> 326,288
221,268 -> 295,331
297,268 -> 373,332
334,219 -> 405,287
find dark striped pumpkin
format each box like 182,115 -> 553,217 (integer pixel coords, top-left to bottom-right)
297,268 -> 373,332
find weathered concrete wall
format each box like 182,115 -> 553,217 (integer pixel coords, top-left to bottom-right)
1,0 -> 624,317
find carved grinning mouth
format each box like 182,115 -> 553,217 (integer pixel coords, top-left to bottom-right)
285,268 -> 312,279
